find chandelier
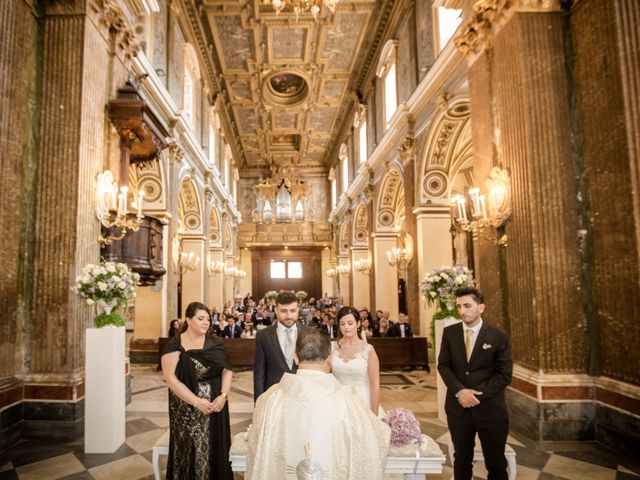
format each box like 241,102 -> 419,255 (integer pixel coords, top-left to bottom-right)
354,258 -> 372,276
96,170 -> 144,245
265,0 -> 338,20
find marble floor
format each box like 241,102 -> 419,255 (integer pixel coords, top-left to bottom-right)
1,365 -> 639,480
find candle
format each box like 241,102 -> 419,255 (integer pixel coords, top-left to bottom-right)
110,184 -> 118,211
137,190 -> 144,218
120,187 -> 128,215
460,199 -> 467,221
479,195 -> 487,220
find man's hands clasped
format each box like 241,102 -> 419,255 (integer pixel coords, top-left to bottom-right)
456,388 -> 483,408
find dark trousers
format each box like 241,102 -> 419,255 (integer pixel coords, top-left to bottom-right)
447,410 -> 509,480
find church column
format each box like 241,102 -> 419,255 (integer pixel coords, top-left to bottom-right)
399,138 -> 420,333
181,235 -> 206,316
165,144 -> 183,322
365,185 -> 377,313
351,248 -> 370,311
208,248 -> 225,310
458,1 -> 588,441
372,234 -> 399,319
239,247 -> 252,298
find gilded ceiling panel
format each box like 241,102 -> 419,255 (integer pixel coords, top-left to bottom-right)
320,12 -> 369,71
309,107 -> 338,132
274,112 -> 298,129
321,79 -> 347,99
230,80 -> 252,100
270,27 -> 307,62
213,15 -> 254,71
237,107 -> 260,134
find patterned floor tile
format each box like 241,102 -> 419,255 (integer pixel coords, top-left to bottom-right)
125,418 -> 161,438
73,443 -> 137,470
87,454 -> 153,480
543,453 -> 618,480
15,452 -> 85,479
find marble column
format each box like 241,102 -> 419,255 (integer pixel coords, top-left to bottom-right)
182,237 -> 206,316
208,249 -> 225,310
351,248 -> 371,310
372,234 -> 399,319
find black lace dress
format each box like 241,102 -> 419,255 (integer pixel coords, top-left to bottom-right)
162,335 -> 233,480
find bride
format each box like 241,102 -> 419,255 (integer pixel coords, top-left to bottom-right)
330,306 -> 383,416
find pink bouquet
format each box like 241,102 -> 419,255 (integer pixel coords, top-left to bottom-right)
383,408 -> 421,445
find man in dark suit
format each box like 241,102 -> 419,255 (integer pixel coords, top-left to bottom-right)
222,317 -> 242,339
253,291 -> 305,400
318,314 -> 338,339
387,313 -> 414,338
438,287 -> 512,480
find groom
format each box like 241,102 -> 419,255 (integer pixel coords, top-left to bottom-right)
438,287 -> 512,480
253,290 -> 305,400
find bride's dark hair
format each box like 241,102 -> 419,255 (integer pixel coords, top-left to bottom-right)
335,306 -> 361,340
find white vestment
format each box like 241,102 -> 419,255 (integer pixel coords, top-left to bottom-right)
247,369 -> 390,480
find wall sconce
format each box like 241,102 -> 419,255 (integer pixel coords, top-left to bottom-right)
96,170 -> 144,245
386,247 -> 411,269
451,167 -> 512,247
336,263 -> 350,276
234,268 -> 247,280
224,266 -> 246,279
326,268 -> 337,278
207,257 -> 225,275
354,258 -> 372,275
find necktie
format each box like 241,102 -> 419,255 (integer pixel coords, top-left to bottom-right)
400,324 -> 405,338
465,329 -> 472,361
285,328 -> 294,368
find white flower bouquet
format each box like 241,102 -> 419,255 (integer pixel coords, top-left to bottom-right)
420,265 -> 475,312
74,261 -> 140,327
295,290 -> 307,301
264,290 -> 278,301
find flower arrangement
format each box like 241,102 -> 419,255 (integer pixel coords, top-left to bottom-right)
74,261 -> 140,328
421,266 -> 475,346
295,290 -> 307,301
421,265 -> 475,313
383,408 -> 421,445
264,290 -> 278,301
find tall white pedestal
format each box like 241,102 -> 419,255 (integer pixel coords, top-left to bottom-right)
85,326 -> 126,453
435,317 -> 461,423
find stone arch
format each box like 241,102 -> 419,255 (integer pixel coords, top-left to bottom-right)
178,177 -> 203,234
352,202 -> 369,246
209,204 -> 222,247
418,97 -> 472,205
338,222 -> 349,255
223,221 -> 233,255
183,43 -> 201,81
128,156 -> 168,212
376,168 -> 403,232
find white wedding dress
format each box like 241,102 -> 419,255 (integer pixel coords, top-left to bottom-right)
331,343 -> 384,417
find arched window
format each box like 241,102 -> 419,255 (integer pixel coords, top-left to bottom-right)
377,40 -> 398,129
275,182 -> 292,222
208,108 -> 219,165
436,6 -> 462,52
339,143 -> 349,194
182,44 -> 201,126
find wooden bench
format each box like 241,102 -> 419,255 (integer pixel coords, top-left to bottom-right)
157,336 -> 430,371
152,430 -> 446,480
447,435 -> 516,480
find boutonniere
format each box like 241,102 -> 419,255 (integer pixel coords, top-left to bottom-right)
482,343 -> 492,350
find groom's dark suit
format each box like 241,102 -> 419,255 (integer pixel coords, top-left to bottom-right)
253,322 -> 305,400
438,321 -> 512,480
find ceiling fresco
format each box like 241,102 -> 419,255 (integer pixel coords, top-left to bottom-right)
193,0 -> 396,177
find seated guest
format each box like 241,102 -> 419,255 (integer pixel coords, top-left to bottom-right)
360,318 -> 374,340
319,313 -> 338,339
374,318 -> 390,337
241,322 -> 256,339
387,313 -> 413,338
247,329 -> 390,480
168,319 -> 180,337
223,316 -> 242,339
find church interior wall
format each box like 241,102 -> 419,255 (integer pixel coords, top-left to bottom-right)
572,0 -> 640,387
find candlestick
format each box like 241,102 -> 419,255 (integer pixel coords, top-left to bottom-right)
137,190 -> 144,218
460,198 -> 467,222
479,195 -> 487,221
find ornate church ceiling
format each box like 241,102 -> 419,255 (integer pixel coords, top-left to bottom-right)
187,0 -> 397,177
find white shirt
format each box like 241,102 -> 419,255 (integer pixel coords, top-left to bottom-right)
277,322 -> 298,366
463,319 -> 483,357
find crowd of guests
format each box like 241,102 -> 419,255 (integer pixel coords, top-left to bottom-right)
168,293 -> 415,342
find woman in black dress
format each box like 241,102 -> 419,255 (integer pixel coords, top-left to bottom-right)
161,302 -> 233,479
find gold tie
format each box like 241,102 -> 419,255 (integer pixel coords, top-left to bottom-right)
465,329 -> 472,361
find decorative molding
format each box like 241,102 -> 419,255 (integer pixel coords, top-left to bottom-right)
89,0 -> 142,60
454,0 -> 513,58
398,137 -> 415,166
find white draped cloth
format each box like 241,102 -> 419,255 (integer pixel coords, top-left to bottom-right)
247,369 -> 390,480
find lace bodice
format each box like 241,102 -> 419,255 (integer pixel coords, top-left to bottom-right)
331,344 -> 373,410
